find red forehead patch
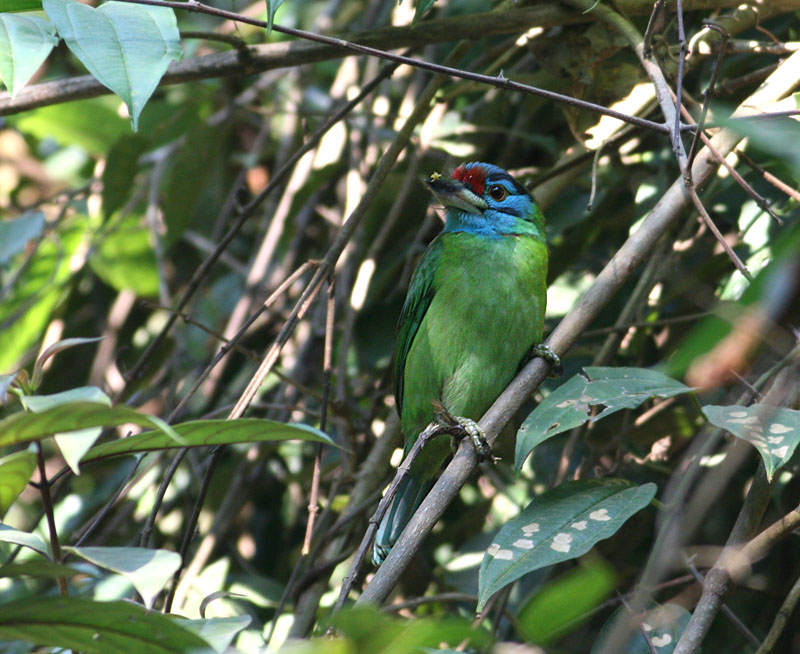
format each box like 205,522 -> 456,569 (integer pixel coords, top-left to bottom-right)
452,165 -> 486,196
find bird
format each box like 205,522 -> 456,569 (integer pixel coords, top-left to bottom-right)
373,162 -> 557,565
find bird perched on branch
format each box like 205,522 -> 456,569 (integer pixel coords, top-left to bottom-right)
373,162 -> 558,564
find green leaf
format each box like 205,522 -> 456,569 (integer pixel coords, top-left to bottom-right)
412,0 -> 436,25
478,479 -> 656,610
89,213 -> 159,296
0,523 -> 51,559
12,96 -> 128,153
83,418 -> 335,462
265,0 -> 284,34
0,0 -> 43,10
0,211 -> 45,265
591,603 -> 691,654
0,219 -> 85,373
102,134 -> 149,217
63,546 -> 180,609
0,13 -> 57,97
0,560 -> 80,578
0,401 -> 181,448
517,556 -> 616,644
703,405 -> 800,480
20,386 -> 110,474
42,0 -> 182,130
32,336 -> 103,388
516,367 -> 693,470
0,596 -> 213,653
0,450 -> 36,517
176,616 -> 251,653
161,122 -> 226,246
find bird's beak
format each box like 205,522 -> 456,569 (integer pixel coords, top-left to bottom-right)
426,175 -> 488,215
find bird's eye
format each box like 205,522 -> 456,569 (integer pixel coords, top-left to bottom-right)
488,185 -> 507,201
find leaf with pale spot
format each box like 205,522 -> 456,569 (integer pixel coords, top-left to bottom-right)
703,405 -> 800,480
516,367 -> 693,470
478,479 -> 656,610
591,602 -> 691,654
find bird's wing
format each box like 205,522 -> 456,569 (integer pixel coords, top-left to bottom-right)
394,236 -> 443,416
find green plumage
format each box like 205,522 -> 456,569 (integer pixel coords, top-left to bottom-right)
373,162 -> 549,564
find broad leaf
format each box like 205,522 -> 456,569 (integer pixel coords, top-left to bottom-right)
478,479 -> 656,610
42,0 -> 182,130
32,336 -> 103,388
0,596 -> 212,653
517,557 -> 616,644
83,418 -> 335,461
413,0 -> 436,24
265,0 -> 284,33
591,603 -> 691,654
64,546 -> 180,609
703,405 -> 800,480
21,386 -> 109,474
516,367 -> 693,469
0,523 -> 51,559
0,560 -> 80,578
0,450 -> 36,517
0,401 -> 181,448
0,14 -> 57,97
89,213 -> 159,296
0,211 -> 45,265
177,616 -> 252,653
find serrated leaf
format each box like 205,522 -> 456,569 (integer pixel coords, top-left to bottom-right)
177,616 -> 251,653
703,405 -> 800,480
0,596 -> 212,653
42,0 -> 182,130
64,546 -> 180,609
0,450 -> 36,517
478,480 -> 656,610
0,211 -> 45,265
516,367 -> 693,470
0,401 -> 181,448
0,13 -> 57,97
591,602 -> 691,654
0,523 -> 51,559
83,418 -> 335,461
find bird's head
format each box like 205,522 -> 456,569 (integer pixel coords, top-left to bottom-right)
426,162 -> 545,238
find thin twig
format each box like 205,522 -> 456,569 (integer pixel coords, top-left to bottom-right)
302,279 -> 335,555
35,443 -> 68,596
333,420 -> 453,612
116,55 -> 400,399
687,22 -> 729,173
113,0 -> 686,136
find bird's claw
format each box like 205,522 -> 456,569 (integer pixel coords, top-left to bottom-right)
531,343 -> 562,378
432,401 -> 497,463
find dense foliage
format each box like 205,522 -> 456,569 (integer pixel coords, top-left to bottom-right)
1,0 -> 799,652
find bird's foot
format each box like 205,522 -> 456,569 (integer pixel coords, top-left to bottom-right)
431,401 -> 498,463
531,343 -> 562,378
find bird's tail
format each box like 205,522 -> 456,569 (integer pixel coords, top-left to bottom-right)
372,472 -> 431,565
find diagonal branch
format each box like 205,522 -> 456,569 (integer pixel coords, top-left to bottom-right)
356,46 -> 800,607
